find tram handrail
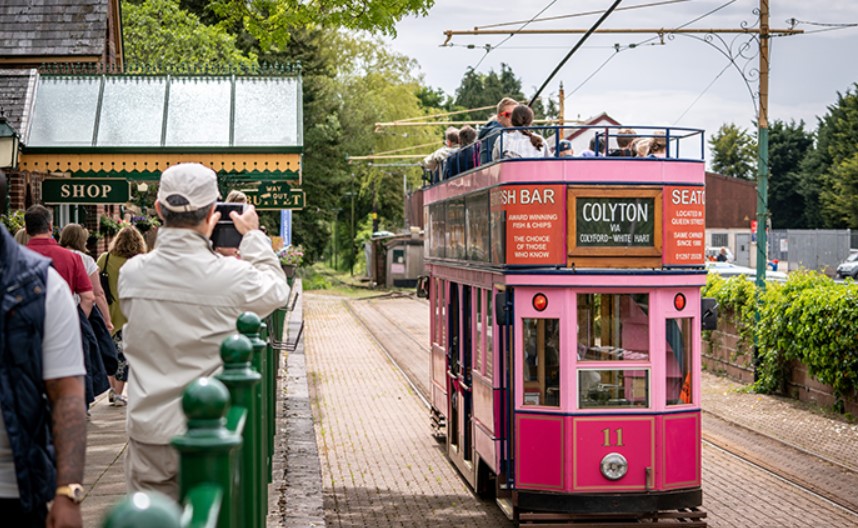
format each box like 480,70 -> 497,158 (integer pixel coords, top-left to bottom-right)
425,124 -> 706,186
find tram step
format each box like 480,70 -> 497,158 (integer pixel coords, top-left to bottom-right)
518,507 -> 707,527
496,497 -> 515,521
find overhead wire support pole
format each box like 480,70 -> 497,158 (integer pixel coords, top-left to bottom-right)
529,0 -> 623,105
753,0 -> 770,382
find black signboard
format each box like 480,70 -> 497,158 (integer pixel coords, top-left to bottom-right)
575,197 -> 655,247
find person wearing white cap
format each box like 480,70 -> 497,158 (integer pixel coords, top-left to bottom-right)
117,162 -> 289,499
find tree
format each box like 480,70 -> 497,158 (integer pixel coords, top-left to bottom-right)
451,63 -> 557,126
122,0 -> 257,70
767,120 -> 813,229
709,123 -> 757,180
453,64 -> 525,122
816,84 -> 858,228
179,0 -> 435,53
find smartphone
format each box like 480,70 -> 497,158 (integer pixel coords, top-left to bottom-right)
210,203 -> 245,248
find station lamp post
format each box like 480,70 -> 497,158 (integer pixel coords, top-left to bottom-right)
0,112 -> 20,215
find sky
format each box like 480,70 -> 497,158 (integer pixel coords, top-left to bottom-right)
384,0 -> 858,155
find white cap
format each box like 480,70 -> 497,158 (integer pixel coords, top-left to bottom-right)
157,163 -> 219,213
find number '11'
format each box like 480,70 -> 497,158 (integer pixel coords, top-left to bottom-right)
602,428 -> 624,447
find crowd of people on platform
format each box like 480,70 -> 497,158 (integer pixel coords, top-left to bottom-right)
0,164 -> 289,526
423,96 -> 671,183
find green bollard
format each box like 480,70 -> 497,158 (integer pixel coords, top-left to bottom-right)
260,321 -> 275,483
216,334 -> 262,528
171,377 -> 242,528
236,312 -> 269,522
102,491 -> 182,528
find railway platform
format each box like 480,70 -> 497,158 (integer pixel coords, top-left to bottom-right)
81,290 -> 858,527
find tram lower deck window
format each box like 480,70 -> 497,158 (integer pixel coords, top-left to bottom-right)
522,318 -> 560,407
577,293 -> 649,361
578,369 -> 649,409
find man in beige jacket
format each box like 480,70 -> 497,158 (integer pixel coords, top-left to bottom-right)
118,163 -> 289,499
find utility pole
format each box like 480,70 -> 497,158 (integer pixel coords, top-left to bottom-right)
558,82 -> 565,126
755,0 -> 769,292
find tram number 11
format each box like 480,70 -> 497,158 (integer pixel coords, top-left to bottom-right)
602,428 -> 624,447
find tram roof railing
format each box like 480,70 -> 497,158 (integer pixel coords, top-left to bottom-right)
424,124 -> 705,187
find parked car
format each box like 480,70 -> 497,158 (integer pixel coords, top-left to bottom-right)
705,246 -> 734,262
836,252 -> 858,279
706,261 -> 788,281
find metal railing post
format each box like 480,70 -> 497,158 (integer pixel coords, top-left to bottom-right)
102,491 -> 182,528
215,334 -> 262,528
260,321 -> 275,482
171,378 -> 242,528
236,312 -> 269,520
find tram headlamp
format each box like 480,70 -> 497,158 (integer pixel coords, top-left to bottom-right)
674,293 -> 686,311
600,453 -> 628,481
532,293 -> 548,312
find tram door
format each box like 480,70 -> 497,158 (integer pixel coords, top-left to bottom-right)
447,284 -> 475,483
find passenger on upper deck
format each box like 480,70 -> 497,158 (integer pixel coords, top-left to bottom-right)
492,104 -> 552,161
477,97 -> 518,164
444,125 -> 479,180
555,139 -> 574,157
609,128 -> 637,157
635,131 -> 667,158
423,127 -> 460,181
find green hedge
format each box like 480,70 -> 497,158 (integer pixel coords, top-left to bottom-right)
702,271 -> 858,409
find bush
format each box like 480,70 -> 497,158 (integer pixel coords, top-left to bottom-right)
0,210 -> 24,234
704,271 -> 858,408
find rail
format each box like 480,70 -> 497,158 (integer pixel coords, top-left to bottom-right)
423,124 -> 705,185
102,297 -> 298,528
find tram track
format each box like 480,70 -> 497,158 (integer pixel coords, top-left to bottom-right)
701,412 -> 858,518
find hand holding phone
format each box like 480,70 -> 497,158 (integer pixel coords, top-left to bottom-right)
210,203 -> 246,248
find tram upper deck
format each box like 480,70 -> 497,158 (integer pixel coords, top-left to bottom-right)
422,126 -> 707,272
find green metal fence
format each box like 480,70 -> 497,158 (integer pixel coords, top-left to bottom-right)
102,301 -> 295,528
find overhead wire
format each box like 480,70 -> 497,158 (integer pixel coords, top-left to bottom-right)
672,61 -> 732,124
564,0 -> 739,99
475,0 -> 690,30
471,0 -> 558,70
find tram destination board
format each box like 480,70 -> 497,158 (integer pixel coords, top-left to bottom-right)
567,187 -> 663,266
575,196 -> 655,247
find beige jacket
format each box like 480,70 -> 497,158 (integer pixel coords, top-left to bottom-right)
118,228 -> 289,444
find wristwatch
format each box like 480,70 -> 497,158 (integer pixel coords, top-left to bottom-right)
56,483 -> 85,504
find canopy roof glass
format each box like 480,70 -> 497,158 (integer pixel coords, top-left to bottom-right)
26,74 -> 302,150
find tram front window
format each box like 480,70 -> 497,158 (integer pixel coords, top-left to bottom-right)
577,293 -> 649,361
666,318 -> 693,405
522,318 -> 560,407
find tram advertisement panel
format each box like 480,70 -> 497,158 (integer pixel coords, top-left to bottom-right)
663,186 -> 706,266
494,185 -> 566,265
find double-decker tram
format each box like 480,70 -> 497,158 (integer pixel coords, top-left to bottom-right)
419,126 -> 713,526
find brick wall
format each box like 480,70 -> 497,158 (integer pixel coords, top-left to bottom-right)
703,311 -> 858,415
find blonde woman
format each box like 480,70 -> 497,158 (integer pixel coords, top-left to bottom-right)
59,223 -> 113,332
97,225 -> 148,406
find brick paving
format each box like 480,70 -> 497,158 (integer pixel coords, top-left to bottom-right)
338,294 -> 858,527
303,293 -> 509,527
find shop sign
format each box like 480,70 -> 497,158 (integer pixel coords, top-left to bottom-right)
244,182 -> 305,210
42,178 -> 130,204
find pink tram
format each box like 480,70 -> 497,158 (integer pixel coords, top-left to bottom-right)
419,126 -> 714,525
